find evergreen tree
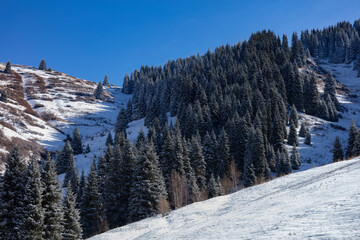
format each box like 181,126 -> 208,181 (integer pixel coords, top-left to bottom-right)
105,132 -> 113,146
4,60 -> 11,74
24,156 -> 44,240
299,121 -> 307,137
94,81 -> 107,100
332,136 -> 344,162
115,108 -> 128,134
346,121 -> 358,159
39,59 -> 47,70
288,122 -> 299,146
207,174 -> 219,198
216,128 -> 230,178
129,140 -> 168,222
290,145 -> 301,170
81,160 -> 107,238
71,128 -> 83,155
42,154 -> 64,240
304,74 -> 320,116
289,105 -> 299,127
85,144 -> 90,154
62,184 -> 82,240
304,130 -> 312,145
189,134 -> 207,190
0,89 -> 8,102
57,141 -> 74,174
76,171 -> 85,208
324,71 -> 339,108
63,150 -> 76,190
202,131 -> 217,178
103,74 -> 110,86
0,147 -> 28,240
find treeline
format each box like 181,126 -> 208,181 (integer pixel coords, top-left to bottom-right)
0,147 -> 82,240
301,19 -> 360,76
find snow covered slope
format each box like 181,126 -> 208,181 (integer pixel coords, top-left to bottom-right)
91,158 -> 360,240
0,63 -> 131,172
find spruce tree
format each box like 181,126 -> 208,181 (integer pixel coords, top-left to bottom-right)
63,151 -> 76,190
62,184 -> 82,240
332,136 -> 344,162
57,141 -> 74,174
42,154 -> 64,240
207,174 -> 219,198
103,74 -> 110,86
304,130 -> 312,145
0,89 -> 8,102
299,121 -> 307,137
216,128 -> 230,178
346,121 -> 358,159
129,140 -> 168,222
0,147 -> 28,240
4,60 -> 11,74
94,81 -> 106,100
189,134 -> 207,190
71,128 -> 83,155
289,105 -> 299,127
304,74 -> 320,116
290,145 -> 301,170
39,59 -> 47,70
105,132 -> 113,146
115,108 -> 128,134
25,156 -> 44,240
288,122 -> 299,146
81,160 -> 107,238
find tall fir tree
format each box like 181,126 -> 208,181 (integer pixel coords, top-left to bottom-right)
81,160 -> 107,238
103,74 -> 110,86
42,154 -> 64,240
290,145 -> 301,170
62,184 -> 82,240
129,140 -> 168,222
39,59 -> 47,70
288,122 -> 299,146
24,156 -> 44,240
332,136 -> 344,162
71,128 -> 83,155
4,60 -> 11,74
346,121 -> 358,159
0,147 -> 29,240
57,140 -> 74,174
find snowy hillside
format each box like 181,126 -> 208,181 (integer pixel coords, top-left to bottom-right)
0,63 -> 131,171
91,158 -> 360,240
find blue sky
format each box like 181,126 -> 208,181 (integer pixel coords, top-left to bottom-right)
1,0 -> 360,85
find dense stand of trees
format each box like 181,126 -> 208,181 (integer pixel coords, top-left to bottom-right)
1,19 -> 359,238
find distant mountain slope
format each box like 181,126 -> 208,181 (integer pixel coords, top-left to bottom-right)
0,63 -> 131,171
91,158 -> 360,240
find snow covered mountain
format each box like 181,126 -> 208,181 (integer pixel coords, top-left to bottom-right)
91,157 -> 360,239
0,63 -> 131,172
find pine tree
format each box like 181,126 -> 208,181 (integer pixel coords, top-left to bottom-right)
288,122 -> 299,146
129,140 -> 168,222
39,59 -> 47,70
76,171 -> 85,208
216,128 -> 230,178
115,108 -> 128,134
189,134 -> 207,190
42,154 -> 64,240
94,81 -> 107,100
0,89 -> 8,102
103,74 -> 110,86
290,145 -> 301,170
85,144 -> 90,154
81,160 -> 107,238
289,105 -> 299,127
4,60 -> 11,74
304,74 -> 320,116
63,150 -> 76,190
62,184 -> 82,240
0,147 -> 29,240
105,132 -> 113,146
71,128 -> 83,155
304,130 -> 312,145
332,136 -> 344,162
202,131 -> 217,178
207,174 -> 219,198
57,141 -> 74,174
324,71 -> 339,108
24,156 -> 44,240
346,121 -> 358,159
299,121 -> 307,137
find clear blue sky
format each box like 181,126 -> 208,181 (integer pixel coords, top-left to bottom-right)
1,0 -> 360,85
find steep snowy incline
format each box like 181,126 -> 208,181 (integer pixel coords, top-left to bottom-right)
91,158 -> 360,240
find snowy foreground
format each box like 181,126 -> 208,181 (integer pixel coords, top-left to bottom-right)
91,158 -> 360,239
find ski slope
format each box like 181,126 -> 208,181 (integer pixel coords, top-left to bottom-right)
91,158 -> 360,240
